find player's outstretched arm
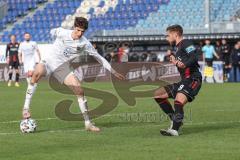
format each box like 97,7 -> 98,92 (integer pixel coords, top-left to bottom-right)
84,43 -> 125,80
50,27 -> 65,40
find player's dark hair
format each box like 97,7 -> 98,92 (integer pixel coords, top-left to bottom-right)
74,17 -> 88,30
9,34 -> 16,38
24,32 -> 31,35
166,25 -> 183,36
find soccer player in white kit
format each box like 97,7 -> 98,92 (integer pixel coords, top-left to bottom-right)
18,32 -> 41,84
22,17 -> 124,132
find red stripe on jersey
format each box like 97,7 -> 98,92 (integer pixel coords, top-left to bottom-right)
191,81 -> 198,89
185,68 -> 191,78
13,55 -> 17,62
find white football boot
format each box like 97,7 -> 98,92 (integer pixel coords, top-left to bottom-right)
160,128 -> 179,136
160,121 -> 182,136
85,122 -> 101,132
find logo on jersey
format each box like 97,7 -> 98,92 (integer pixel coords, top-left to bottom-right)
63,47 -> 76,57
186,45 -> 196,54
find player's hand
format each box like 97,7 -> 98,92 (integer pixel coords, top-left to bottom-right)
169,55 -> 177,65
176,61 -> 186,69
113,72 -> 125,80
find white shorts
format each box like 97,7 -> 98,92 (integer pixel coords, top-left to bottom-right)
23,61 -> 36,73
40,58 -> 84,84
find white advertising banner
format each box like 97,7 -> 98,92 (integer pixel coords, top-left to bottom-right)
0,44 -> 224,83
0,44 -> 53,63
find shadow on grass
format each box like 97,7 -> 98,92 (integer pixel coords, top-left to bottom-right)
182,122 -> 240,135
98,121 -> 161,128
31,120 -> 240,136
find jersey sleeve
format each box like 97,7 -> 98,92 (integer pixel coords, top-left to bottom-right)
33,42 -> 39,50
83,40 -> 115,74
18,43 -> 22,54
182,41 -> 198,67
50,27 -> 65,39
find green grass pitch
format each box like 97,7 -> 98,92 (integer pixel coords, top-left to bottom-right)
0,81 -> 240,160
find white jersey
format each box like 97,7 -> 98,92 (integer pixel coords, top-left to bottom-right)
44,27 -> 114,74
19,41 -> 39,73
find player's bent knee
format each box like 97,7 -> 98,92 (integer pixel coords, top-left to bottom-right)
67,84 -> 84,96
64,74 -> 84,96
175,93 -> 188,105
32,71 -> 43,83
154,87 -> 168,99
75,87 -> 84,96
27,71 -> 33,77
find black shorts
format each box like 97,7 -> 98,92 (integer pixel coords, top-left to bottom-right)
9,61 -> 19,69
164,78 -> 202,102
205,58 -> 213,67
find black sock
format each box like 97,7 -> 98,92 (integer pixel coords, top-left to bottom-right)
155,98 -> 174,120
16,73 -> 20,82
172,100 -> 184,131
9,73 -> 13,81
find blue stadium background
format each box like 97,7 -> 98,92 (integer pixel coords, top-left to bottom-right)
0,0 -> 240,42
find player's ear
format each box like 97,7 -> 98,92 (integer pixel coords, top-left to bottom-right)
174,32 -> 178,38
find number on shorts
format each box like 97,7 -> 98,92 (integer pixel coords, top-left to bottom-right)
178,84 -> 184,91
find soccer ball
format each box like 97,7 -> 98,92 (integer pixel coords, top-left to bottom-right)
20,118 -> 37,133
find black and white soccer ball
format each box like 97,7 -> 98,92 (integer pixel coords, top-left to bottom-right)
20,118 -> 37,133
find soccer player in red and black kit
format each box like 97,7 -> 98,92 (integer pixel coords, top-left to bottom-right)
154,25 -> 202,136
6,35 -> 20,87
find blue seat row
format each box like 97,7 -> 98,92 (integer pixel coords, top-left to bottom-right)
0,0 -> 47,30
2,0 -> 240,42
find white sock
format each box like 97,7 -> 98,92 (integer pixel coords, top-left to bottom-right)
77,96 -> 90,125
26,77 -> 31,85
23,83 -> 37,110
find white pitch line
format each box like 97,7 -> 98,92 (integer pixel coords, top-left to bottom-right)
1,112 -> 240,125
0,132 -> 19,135
0,120 -> 240,136
215,109 -> 240,112
0,117 -> 57,124
0,112 -> 158,124
0,129 -> 86,136
184,120 -> 240,126
0,114 -> 118,124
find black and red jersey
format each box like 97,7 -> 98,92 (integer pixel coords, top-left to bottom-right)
6,42 -> 20,62
174,39 -> 202,80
